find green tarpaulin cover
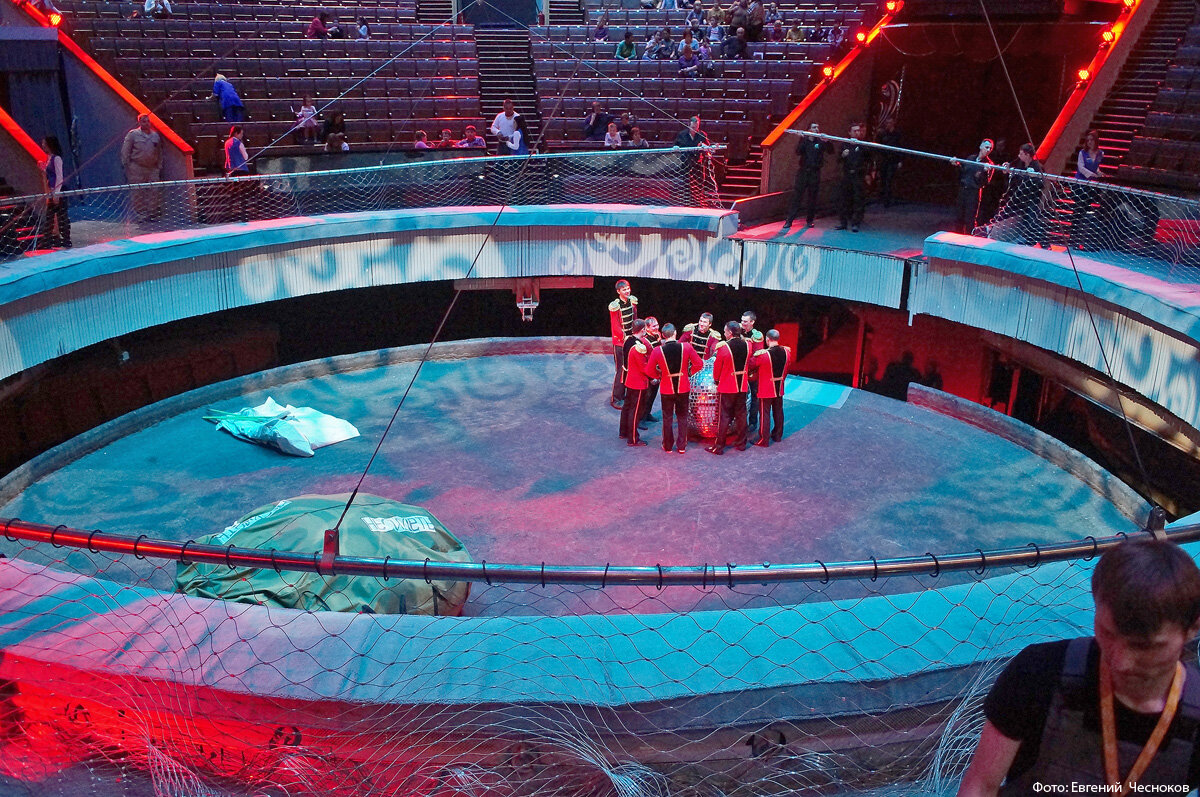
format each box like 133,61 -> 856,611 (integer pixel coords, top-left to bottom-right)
176,493 -> 471,615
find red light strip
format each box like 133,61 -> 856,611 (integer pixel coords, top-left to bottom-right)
4,0 -> 194,155
1036,0 -> 1139,161
0,103 -> 47,162
762,4 -> 901,148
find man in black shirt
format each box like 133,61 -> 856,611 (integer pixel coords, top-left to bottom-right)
783,122 -> 827,230
835,122 -> 868,232
951,138 -> 994,234
958,539 -> 1200,795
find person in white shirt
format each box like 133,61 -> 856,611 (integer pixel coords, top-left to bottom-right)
489,98 -> 518,156
143,0 -> 171,17
603,122 -> 623,149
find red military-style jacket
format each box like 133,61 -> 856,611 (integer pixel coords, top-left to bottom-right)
680,323 -> 721,359
623,336 -> 653,390
608,295 -> 638,346
712,337 -> 753,394
645,339 -> 704,395
751,344 -> 793,399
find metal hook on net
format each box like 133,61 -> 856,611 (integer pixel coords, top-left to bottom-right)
1083,536 -> 1099,561
870,556 -> 878,582
480,559 -> 489,586
3,518 -> 19,542
727,563 -> 735,589
975,549 -> 987,576
702,563 -> 709,590
815,560 -> 829,585
925,552 -> 940,579
270,548 -> 281,574
133,535 -> 148,560
381,555 -> 390,581
224,544 -> 234,569
423,558 -> 432,585
1026,542 -> 1041,568
656,564 -> 664,592
87,530 -> 102,555
178,539 -> 191,563
50,524 -> 68,549
601,563 -> 610,589
540,562 -> 546,588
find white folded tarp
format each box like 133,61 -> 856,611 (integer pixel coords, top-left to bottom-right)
205,397 -> 359,457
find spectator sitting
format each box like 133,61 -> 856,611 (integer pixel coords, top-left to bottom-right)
615,30 -> 637,59
293,95 -> 319,144
784,24 -> 804,42
686,1 -> 706,25
769,19 -> 785,41
143,0 -> 171,18
642,31 -> 665,60
659,28 -> 678,59
433,129 -> 457,149
325,133 -> 349,152
307,12 -> 341,39
320,110 -> 346,144
697,39 -> 713,63
583,101 -> 613,141
707,13 -> 725,42
679,28 -> 697,53
722,26 -> 748,58
211,74 -> 245,123
617,111 -> 635,139
603,122 -> 623,149
593,12 -> 609,41
765,2 -> 780,23
356,19 -> 369,39
679,44 -> 702,76
627,126 -> 650,148
454,125 -> 486,148
414,130 -> 432,149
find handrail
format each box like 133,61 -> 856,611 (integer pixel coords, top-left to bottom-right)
4,516 -> 1197,587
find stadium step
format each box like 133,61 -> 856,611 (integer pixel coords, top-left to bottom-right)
415,0 -> 455,24
547,0 -> 585,25
1063,0 -> 1196,179
474,28 -> 544,145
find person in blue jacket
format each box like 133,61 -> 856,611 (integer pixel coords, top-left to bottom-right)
212,74 -> 245,123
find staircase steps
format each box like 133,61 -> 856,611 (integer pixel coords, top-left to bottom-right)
416,0 -> 455,24
547,0 -> 585,25
474,29 -> 543,147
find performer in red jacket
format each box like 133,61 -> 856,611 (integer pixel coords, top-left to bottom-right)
750,328 -> 793,446
706,321 -> 753,454
680,312 -> 722,360
608,279 -> 637,409
619,319 -> 653,446
644,323 -> 704,453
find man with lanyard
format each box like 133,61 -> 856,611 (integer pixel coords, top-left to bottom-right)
750,329 -> 792,446
957,538 -> 1200,795
706,321 -> 752,455
608,279 -> 638,409
680,312 -> 722,360
741,310 -> 765,433
618,320 -> 653,446
645,323 -> 704,453
950,139 -> 994,234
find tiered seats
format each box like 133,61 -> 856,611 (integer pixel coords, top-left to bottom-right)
56,1 -> 482,169
1116,6 -> 1200,189
532,0 -> 875,163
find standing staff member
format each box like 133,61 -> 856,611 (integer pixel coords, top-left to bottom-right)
950,139 -> 994,234
680,313 -> 722,359
619,320 -> 652,446
835,122 -> 868,232
751,329 -> 791,446
741,310 -> 764,432
608,279 -> 638,409
41,135 -> 70,249
957,539 -> 1200,795
645,324 -> 704,453
782,122 -> 827,230
706,321 -> 752,455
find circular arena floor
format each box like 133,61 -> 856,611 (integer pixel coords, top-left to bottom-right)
0,338 -> 1139,615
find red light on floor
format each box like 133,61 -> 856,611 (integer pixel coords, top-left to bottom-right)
48,11 -> 62,25
822,64 -> 835,79
1077,68 -> 1091,81
855,29 -> 867,43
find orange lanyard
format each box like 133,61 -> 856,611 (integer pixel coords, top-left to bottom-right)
1100,657 -> 1184,796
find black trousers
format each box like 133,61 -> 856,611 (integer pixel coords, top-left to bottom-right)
620,387 -> 647,441
956,186 -> 981,234
747,380 -> 759,429
660,392 -> 690,451
44,196 -> 71,248
758,397 -> 784,444
839,174 -> 865,226
714,391 -> 747,451
641,379 -> 659,421
879,161 -> 898,207
612,345 -> 626,403
786,170 -> 820,225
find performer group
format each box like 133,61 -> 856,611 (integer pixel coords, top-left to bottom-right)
608,279 -> 793,454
